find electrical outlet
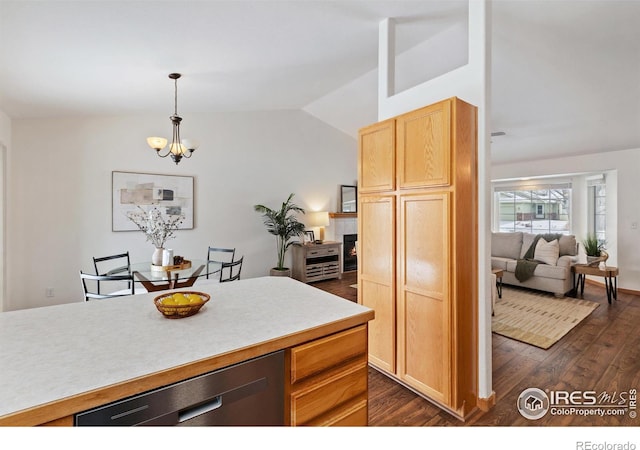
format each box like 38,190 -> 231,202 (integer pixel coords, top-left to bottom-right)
632,222 -> 638,230
45,288 -> 54,297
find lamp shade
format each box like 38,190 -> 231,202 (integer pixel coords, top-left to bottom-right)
181,138 -> 200,151
147,136 -> 168,151
169,142 -> 186,155
308,211 -> 330,227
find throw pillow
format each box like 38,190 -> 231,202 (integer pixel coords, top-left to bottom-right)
558,235 -> 577,256
534,238 -> 560,266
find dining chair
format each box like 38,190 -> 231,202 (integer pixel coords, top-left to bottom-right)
93,252 -> 131,294
206,247 -> 235,279
220,256 -> 243,283
80,271 -> 135,301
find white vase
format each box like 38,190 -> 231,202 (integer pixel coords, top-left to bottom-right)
162,248 -> 174,266
152,247 -> 164,266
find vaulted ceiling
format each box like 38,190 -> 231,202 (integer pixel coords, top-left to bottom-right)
1,0 -> 638,164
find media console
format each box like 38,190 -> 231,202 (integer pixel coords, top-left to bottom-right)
291,241 -> 341,283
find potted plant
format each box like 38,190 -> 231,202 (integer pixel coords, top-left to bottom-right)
254,193 -> 306,276
583,234 -> 607,265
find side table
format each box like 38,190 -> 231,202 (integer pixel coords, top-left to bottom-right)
491,268 -> 504,299
572,264 -> 619,304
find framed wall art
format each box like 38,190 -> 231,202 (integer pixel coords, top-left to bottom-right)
112,171 -> 194,231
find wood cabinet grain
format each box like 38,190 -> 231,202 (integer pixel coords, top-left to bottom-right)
358,97 -> 478,420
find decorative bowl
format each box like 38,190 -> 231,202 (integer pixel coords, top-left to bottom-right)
154,291 -> 210,319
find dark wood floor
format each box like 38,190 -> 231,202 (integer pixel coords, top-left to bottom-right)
311,271 -> 640,427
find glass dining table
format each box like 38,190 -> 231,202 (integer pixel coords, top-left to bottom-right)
109,259 -> 222,292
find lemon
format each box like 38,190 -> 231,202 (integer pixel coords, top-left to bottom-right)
172,293 -> 190,305
161,297 -> 177,306
188,294 -> 204,305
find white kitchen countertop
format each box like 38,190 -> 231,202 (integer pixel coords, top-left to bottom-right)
0,276 -> 371,421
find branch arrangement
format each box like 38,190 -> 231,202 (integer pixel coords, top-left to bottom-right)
127,206 -> 184,248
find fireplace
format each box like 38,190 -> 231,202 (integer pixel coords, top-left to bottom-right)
343,234 -> 357,272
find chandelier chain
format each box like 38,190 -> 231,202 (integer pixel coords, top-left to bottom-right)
174,77 -> 179,116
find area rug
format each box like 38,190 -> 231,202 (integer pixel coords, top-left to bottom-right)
492,287 -> 599,349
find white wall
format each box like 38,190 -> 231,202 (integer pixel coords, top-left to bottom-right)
7,110 -> 357,310
0,109 -> 10,312
493,148 -> 639,291
0,110 -> 10,143
303,18 -> 469,139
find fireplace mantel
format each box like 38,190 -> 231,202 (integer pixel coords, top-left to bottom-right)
329,212 -> 357,219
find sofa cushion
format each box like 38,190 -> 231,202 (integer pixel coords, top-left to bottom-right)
492,232 -> 523,260
559,235 -> 577,256
534,238 -> 560,266
505,259 -> 568,280
529,262 -> 569,280
491,257 -> 510,271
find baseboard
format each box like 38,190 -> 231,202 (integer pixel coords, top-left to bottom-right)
618,287 -> 640,296
477,391 -> 496,412
584,278 -> 640,297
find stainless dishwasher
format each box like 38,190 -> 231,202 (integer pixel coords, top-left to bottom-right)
75,350 -> 284,426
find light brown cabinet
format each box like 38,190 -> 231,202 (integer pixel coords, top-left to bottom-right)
358,194 -> 396,373
285,325 -> 369,426
357,97 -> 478,420
358,118 -> 395,194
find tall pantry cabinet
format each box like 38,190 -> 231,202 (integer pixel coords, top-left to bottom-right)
357,97 -> 478,420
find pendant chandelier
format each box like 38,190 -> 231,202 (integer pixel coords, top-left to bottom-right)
146,73 -> 199,165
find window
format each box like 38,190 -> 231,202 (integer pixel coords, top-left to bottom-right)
587,176 -> 606,247
495,184 -> 571,234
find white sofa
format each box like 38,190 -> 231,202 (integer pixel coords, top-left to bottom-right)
491,232 -> 578,297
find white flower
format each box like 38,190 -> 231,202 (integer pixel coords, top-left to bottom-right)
127,206 -> 184,248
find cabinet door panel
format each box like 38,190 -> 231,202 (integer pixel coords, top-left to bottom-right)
358,195 -> 395,372
359,119 -> 395,193
397,100 -> 451,189
397,192 -> 450,404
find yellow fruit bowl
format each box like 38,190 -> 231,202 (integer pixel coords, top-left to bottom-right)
154,291 -> 210,319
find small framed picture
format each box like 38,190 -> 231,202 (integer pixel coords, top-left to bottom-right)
303,230 -> 315,245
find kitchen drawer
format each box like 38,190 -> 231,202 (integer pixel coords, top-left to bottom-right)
289,363 -> 367,426
290,325 -> 367,383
